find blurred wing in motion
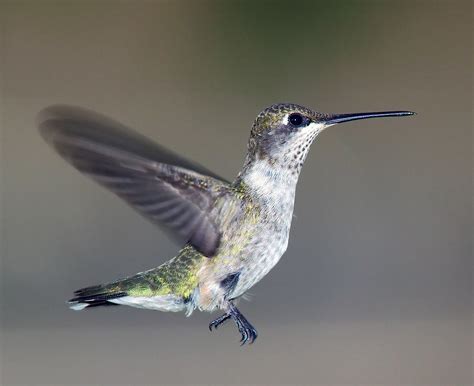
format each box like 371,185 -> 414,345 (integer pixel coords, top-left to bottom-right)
38,105 -> 231,257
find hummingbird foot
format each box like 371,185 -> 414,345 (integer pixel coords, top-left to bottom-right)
208,303 -> 258,345
208,313 -> 232,331
229,303 -> 258,345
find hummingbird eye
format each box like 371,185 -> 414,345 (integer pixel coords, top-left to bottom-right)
288,113 -> 304,127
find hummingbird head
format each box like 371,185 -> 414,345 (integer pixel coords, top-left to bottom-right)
246,103 -> 415,176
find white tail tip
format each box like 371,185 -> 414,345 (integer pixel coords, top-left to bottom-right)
69,302 -> 89,311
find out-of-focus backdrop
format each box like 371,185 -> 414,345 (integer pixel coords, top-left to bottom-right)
1,1 -> 472,385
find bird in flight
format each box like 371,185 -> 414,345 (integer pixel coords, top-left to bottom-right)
39,103 -> 414,344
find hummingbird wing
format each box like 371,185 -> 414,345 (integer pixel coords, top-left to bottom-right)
38,105 -> 231,257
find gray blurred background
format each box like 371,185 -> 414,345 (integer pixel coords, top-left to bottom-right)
1,1 -> 472,385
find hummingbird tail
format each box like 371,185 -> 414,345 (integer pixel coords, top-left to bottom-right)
67,266 -> 196,313
68,284 -> 128,310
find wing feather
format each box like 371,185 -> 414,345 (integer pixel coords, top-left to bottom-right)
38,105 -> 231,257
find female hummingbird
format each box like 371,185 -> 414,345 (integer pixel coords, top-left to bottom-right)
39,103 -> 414,344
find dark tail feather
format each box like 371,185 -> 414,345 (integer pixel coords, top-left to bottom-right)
68,284 -> 128,310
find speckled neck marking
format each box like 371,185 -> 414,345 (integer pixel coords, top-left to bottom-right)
238,120 -> 325,201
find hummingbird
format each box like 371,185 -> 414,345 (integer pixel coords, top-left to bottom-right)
39,103 -> 414,344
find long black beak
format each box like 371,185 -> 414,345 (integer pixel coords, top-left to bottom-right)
323,111 -> 415,125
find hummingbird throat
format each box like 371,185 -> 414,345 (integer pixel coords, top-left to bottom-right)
240,122 -> 324,203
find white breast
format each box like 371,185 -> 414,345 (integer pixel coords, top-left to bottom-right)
231,161 -> 297,297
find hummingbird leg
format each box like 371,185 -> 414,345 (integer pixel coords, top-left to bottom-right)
228,302 -> 258,345
208,303 -> 258,345
208,272 -> 257,344
208,313 -> 232,331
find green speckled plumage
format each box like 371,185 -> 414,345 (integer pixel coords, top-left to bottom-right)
115,246 -> 202,299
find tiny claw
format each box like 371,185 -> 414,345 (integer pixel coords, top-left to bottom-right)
240,327 -> 258,345
250,329 -> 258,344
239,329 -> 249,345
248,332 -> 255,344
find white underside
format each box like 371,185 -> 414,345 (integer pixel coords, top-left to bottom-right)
108,295 -> 186,312
69,294 -> 188,313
